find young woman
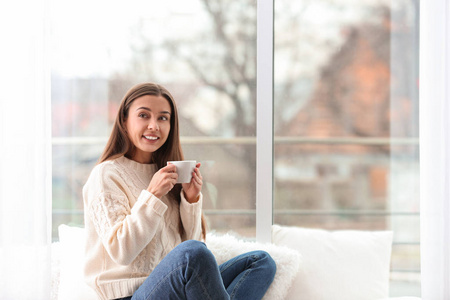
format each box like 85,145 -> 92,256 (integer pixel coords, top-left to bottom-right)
83,83 -> 276,300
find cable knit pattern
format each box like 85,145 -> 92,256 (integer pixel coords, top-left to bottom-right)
132,247 -> 148,277
83,156 -> 203,300
89,193 -> 130,237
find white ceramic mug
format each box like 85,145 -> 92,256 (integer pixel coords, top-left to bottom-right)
167,160 -> 197,183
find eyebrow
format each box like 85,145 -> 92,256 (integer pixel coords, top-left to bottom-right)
136,107 -> 171,115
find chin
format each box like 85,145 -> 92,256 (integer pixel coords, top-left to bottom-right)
143,145 -> 162,154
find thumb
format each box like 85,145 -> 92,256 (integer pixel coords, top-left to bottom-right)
163,163 -> 177,172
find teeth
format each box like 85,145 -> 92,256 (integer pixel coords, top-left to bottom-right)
144,136 -> 158,140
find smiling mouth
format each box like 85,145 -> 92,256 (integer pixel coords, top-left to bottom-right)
143,135 -> 159,141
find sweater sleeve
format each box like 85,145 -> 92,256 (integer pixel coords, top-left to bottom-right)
85,166 -> 168,266
179,190 -> 203,241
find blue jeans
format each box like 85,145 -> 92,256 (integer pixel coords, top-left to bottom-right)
116,240 -> 276,300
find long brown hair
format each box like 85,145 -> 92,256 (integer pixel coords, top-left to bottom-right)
99,82 -> 207,240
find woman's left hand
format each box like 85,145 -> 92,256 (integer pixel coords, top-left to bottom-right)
182,163 -> 202,203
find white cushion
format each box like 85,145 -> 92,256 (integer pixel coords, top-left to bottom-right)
206,233 -> 302,300
57,225 -> 97,300
272,224 -> 393,300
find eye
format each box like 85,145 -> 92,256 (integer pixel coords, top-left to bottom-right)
138,112 -> 149,118
159,115 -> 169,121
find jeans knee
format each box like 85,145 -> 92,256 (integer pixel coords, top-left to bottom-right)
257,251 -> 277,278
267,253 -> 277,277
180,239 -> 205,249
179,240 -> 214,264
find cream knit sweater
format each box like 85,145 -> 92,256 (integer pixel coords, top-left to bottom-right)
83,156 -> 203,300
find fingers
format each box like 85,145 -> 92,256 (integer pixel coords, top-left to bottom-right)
149,165 -> 179,198
160,164 -> 178,180
163,163 -> 177,173
192,167 -> 203,186
188,163 -> 201,184
193,176 -> 202,186
164,163 -> 203,186
181,164 -> 203,202
194,164 -> 202,176
168,172 -> 178,183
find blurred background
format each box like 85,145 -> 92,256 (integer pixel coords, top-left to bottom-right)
50,0 -> 419,296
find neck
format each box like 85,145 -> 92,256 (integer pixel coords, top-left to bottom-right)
126,149 -> 152,164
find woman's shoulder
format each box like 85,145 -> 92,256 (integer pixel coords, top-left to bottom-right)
92,157 -> 122,175
83,157 -> 127,194
86,157 -> 127,185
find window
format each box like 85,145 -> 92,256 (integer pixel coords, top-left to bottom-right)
51,0 -> 420,296
273,0 -> 420,296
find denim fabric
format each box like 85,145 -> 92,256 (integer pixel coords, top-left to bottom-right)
219,249 -> 277,300
115,240 -> 276,300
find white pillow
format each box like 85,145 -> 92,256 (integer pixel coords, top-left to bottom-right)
206,233 -> 302,300
272,224 -> 393,300
57,225 -> 97,300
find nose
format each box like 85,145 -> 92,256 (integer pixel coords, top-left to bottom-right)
147,118 -> 159,131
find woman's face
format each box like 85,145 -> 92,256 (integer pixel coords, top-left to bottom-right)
124,95 -> 172,164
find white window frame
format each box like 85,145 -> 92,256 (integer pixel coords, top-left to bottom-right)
419,0 -> 450,297
256,0 -> 274,243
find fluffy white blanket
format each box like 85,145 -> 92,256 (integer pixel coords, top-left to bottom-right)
205,233 -> 302,300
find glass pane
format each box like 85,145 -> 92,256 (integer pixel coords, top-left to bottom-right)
51,0 -> 257,239
52,144 -> 103,239
183,143 -> 257,236
274,0 -> 419,296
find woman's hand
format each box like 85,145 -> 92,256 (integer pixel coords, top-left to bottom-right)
147,164 -> 178,199
182,163 -> 202,203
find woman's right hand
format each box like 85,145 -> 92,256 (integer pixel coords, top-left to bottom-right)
147,164 -> 178,199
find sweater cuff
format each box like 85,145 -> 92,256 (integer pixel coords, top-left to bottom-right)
132,190 -> 168,216
180,190 -> 203,214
